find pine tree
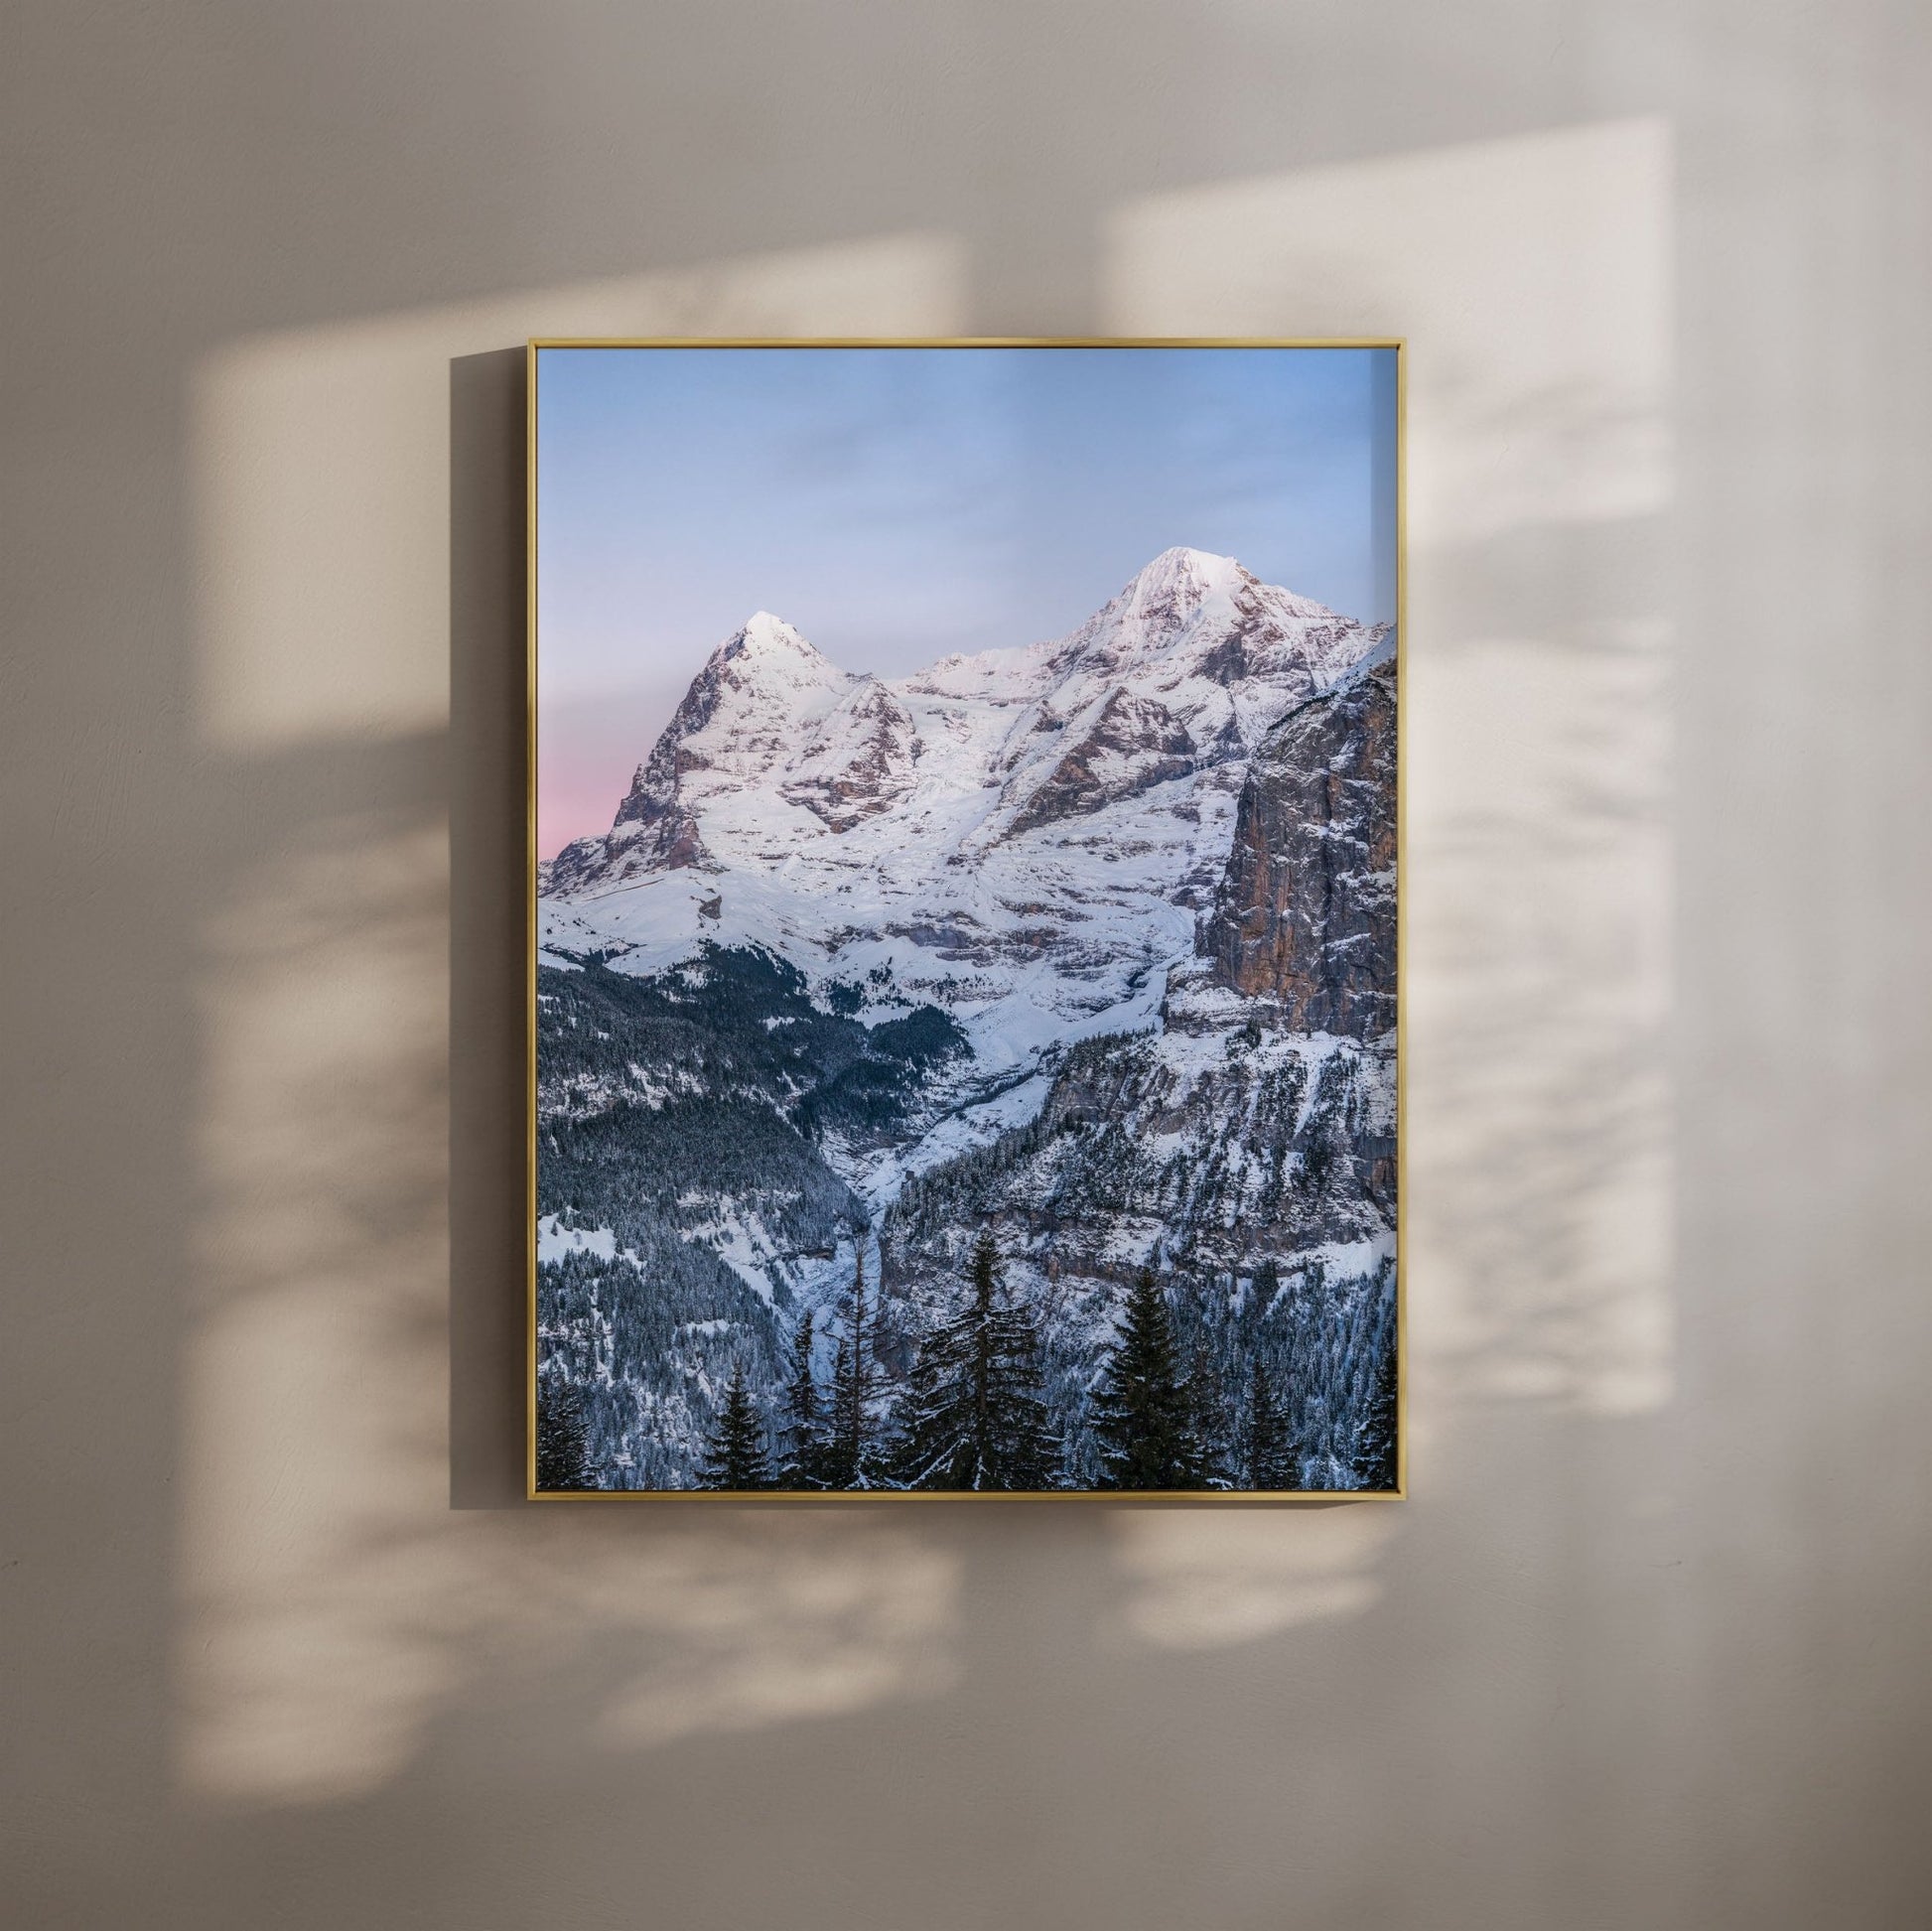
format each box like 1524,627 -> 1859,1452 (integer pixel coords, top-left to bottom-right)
698,1362 -> 771,1490
897,1229 -> 1061,1490
1091,1267 -> 1207,1490
820,1250 -> 885,1488
1237,1355 -> 1294,1490
1351,1334 -> 1399,1491
535,1371 -> 594,1490
1183,1333 -> 1231,1489
1250,1256 -> 1284,1314
774,1308 -> 824,1489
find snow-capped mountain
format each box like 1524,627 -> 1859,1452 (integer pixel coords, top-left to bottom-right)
535,548 -> 1398,1490
542,547 -> 1388,1076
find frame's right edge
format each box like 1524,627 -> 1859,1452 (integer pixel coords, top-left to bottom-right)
1393,336 -> 1409,1502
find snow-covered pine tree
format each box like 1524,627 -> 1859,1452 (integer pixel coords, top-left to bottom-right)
535,1370 -> 594,1490
698,1362 -> 771,1490
1091,1267 -> 1209,1490
1182,1329 -> 1232,1488
774,1308 -> 824,1488
1251,1256 -> 1284,1317
820,1251 -> 887,1488
1351,1331 -> 1399,1491
1237,1355 -> 1294,1490
896,1228 -> 1061,1490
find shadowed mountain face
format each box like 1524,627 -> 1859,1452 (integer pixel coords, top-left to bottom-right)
535,550 -> 1397,1490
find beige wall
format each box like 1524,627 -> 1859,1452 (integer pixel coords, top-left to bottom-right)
4,5 -> 1928,1926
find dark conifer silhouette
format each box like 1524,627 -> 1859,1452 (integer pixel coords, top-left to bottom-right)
1091,1267 -> 1208,1489
896,1229 -> 1061,1490
1182,1330 -> 1231,1488
1250,1256 -> 1284,1314
1237,1356 -> 1295,1490
775,1308 -> 824,1488
535,1372 -> 594,1491
1352,1335 -> 1399,1491
698,1362 -> 771,1490
821,1250 -> 886,1487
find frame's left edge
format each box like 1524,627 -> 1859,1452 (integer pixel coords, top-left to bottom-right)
525,339 -> 542,1504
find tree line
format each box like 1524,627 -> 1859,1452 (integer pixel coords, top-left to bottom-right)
538,1231 -> 1397,1494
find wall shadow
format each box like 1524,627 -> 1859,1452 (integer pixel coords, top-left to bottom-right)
450,346 -> 533,1507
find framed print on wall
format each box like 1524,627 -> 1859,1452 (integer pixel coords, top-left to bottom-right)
529,338 -> 1403,1499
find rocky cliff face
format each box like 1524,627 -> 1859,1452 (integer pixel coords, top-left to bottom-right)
544,722 -> 710,892
1203,655 -> 1395,1038
876,652 -> 1400,1293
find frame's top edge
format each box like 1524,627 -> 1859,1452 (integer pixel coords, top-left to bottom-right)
527,336 -> 1407,351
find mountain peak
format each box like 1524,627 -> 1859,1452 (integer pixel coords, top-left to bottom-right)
1146,543 -> 1238,574
1124,546 -> 1248,596
718,610 -> 823,662
1046,547 -> 1252,672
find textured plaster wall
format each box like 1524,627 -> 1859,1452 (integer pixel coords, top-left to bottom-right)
3,5 -> 1927,1927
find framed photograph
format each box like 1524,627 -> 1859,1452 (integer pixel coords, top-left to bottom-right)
529,339 -> 1402,1499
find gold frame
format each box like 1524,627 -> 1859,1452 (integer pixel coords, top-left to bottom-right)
525,337 -> 1406,1503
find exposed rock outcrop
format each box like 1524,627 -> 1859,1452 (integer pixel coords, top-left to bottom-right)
779,680 -> 921,831
1202,657 -> 1395,1037
1003,688 -> 1196,837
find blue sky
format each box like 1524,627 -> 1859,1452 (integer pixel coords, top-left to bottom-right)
537,344 -> 1396,854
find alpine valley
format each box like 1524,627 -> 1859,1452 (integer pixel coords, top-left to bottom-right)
536,546 -> 1399,1491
